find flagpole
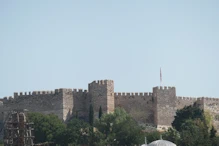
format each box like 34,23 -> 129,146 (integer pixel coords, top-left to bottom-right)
160,67 -> 162,87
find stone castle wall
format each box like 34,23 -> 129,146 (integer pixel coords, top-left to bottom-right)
114,92 -> 154,125
1,79 -> 219,131
176,96 -> 198,109
201,98 -> 219,130
2,90 -> 64,120
72,89 -> 89,120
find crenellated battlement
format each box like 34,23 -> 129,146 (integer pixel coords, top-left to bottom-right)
12,88 -> 73,99
114,92 -> 153,97
14,90 -> 55,97
2,79 -> 219,132
55,88 -> 72,93
176,96 -> 219,101
32,90 -> 55,95
176,96 -> 197,101
3,96 -> 14,100
73,88 -> 88,93
153,86 -> 175,90
198,97 -> 219,101
89,80 -> 114,86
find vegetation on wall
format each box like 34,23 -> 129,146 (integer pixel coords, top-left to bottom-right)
94,108 -> 143,146
27,105 -> 219,146
98,106 -> 102,119
27,113 -> 66,144
146,104 -> 219,146
168,104 -> 219,146
27,108 -> 144,146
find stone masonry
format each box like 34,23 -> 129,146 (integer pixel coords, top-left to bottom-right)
1,79 -> 219,131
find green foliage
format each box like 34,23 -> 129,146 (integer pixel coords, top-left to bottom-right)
179,119 -> 211,146
113,117 -> 143,145
172,105 -> 205,131
170,104 -> 216,146
91,130 -> 107,146
65,118 -> 89,145
27,106 -> 218,146
27,112 -> 66,144
28,113 -> 91,146
204,110 -> 213,130
210,126 -> 217,138
143,131 -> 161,144
88,104 -> 95,146
163,128 -> 180,145
212,137 -> 219,146
95,108 -> 143,145
98,106 -> 102,119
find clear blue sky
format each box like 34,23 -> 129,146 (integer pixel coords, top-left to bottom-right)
1,0 -> 219,98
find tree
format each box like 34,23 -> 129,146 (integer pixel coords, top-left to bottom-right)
171,105 -> 212,146
91,130 -> 107,146
204,110 -> 213,130
212,137 -> 219,146
88,104 -> 94,146
143,131 -> 161,144
27,112 -> 66,144
114,118 -> 143,145
172,105 -> 205,131
65,118 -> 89,145
163,128 -> 180,145
95,108 -> 143,145
98,106 -> 102,119
179,119 -> 211,146
210,126 -> 217,138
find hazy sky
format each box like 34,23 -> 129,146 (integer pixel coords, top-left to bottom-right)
1,0 -> 219,98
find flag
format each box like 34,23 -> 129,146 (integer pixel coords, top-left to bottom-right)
160,67 -> 162,83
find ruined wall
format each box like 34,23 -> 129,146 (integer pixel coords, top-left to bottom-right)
88,80 -> 114,118
114,92 -> 154,125
153,86 -> 176,130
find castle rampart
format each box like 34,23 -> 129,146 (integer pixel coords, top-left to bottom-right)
199,97 -> 219,131
114,91 -> 154,124
1,79 -> 219,132
72,88 -> 89,120
1,89 -> 72,121
176,96 -> 198,109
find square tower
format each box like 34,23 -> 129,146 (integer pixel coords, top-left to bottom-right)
88,80 -> 114,118
153,86 -> 177,130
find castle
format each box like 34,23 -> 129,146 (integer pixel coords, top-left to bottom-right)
1,79 -> 219,131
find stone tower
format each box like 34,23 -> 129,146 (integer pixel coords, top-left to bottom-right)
61,88 -> 74,121
88,80 -> 114,118
153,86 -> 177,130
